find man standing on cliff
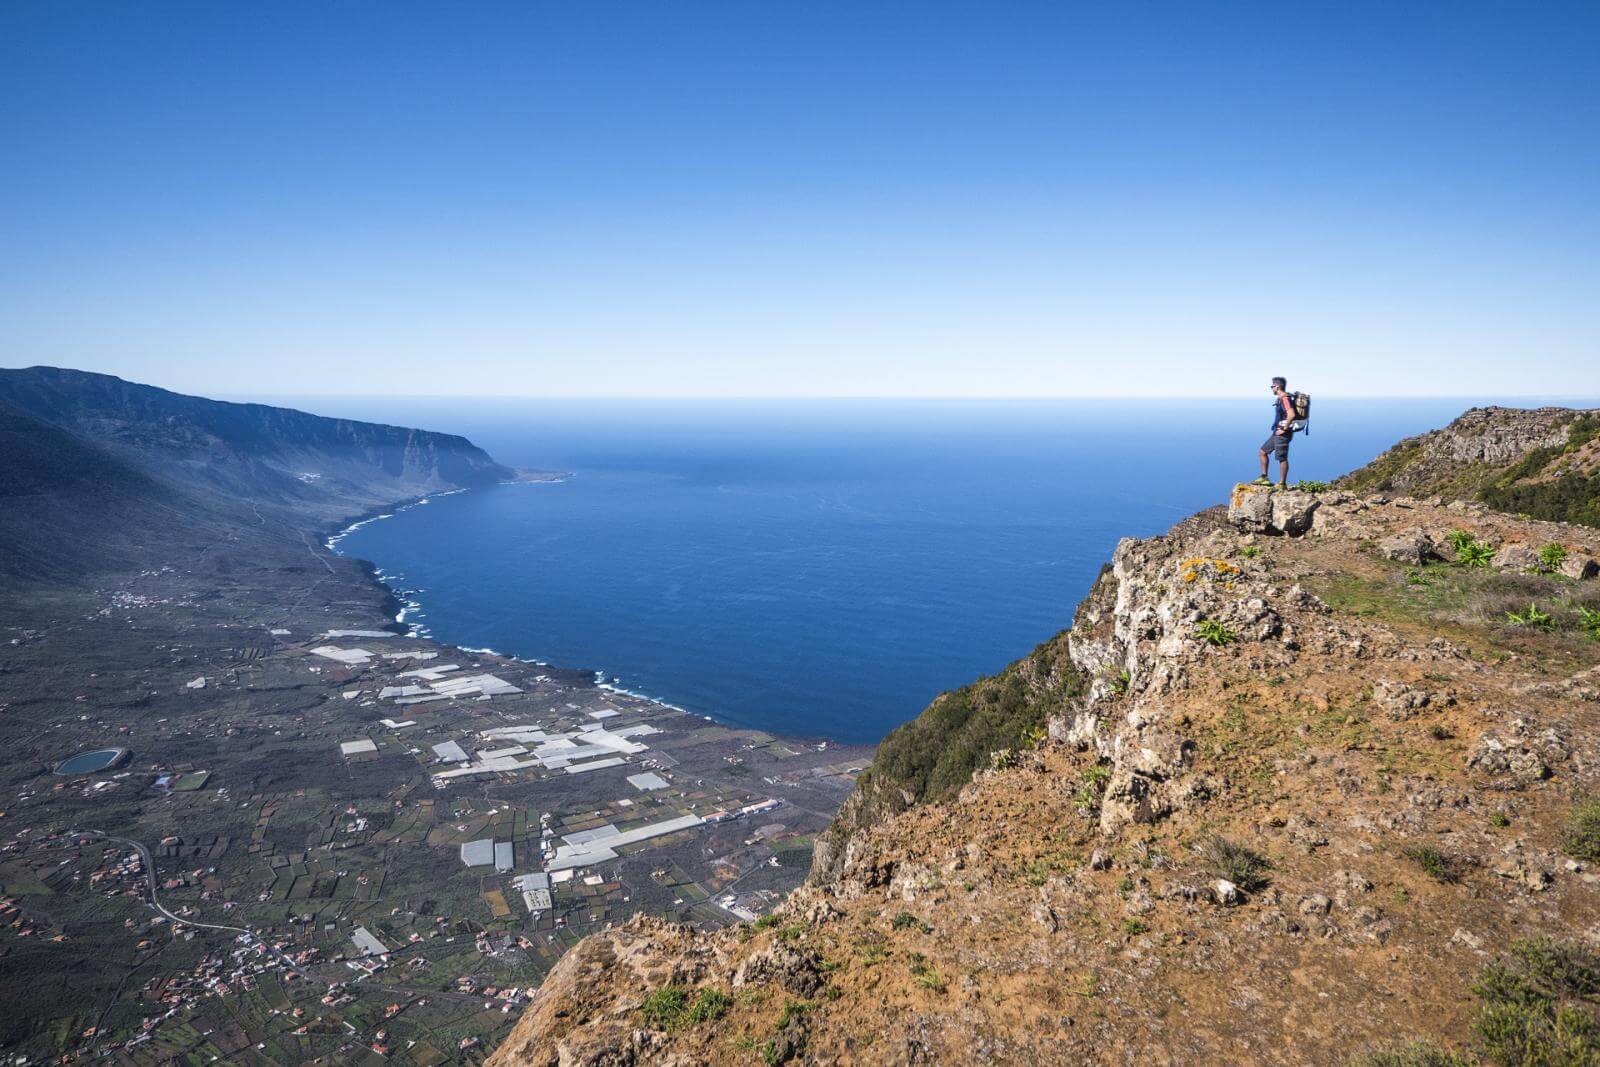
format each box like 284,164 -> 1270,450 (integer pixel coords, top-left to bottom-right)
1253,377 -> 1298,487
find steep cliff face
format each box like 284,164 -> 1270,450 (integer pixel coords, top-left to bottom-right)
490,456 -> 1600,1064
0,366 -> 518,520
1340,405 -> 1600,527
1,367 -> 527,587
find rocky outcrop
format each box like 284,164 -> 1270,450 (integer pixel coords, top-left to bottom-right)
493,444 -> 1600,1065
1339,404 -> 1600,529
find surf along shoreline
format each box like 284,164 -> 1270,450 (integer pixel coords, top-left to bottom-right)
318,473 -> 855,748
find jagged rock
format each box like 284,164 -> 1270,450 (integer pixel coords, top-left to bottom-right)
1123,729 -> 1192,779
1098,769 -> 1169,834
1298,894 -> 1332,916
1378,530 -> 1438,565
1371,679 -> 1455,720
1466,733 -> 1550,785
1088,850 -> 1112,871
1492,544 -> 1540,572
733,941 -> 824,997
1330,870 -> 1373,909
1212,879 -> 1240,906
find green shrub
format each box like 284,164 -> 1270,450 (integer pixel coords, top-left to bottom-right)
1561,798 -> 1600,864
1539,542 -> 1570,572
775,998 -> 814,1030
1456,538 -> 1496,568
1472,937 -> 1600,1065
688,988 -> 731,1025
891,910 -> 930,933
1195,619 -> 1237,646
1578,606 -> 1600,642
1121,918 -> 1149,936
642,986 -> 730,1030
1403,845 -> 1461,884
1240,545 -> 1261,559
1197,835 -> 1271,892
1504,602 -> 1555,631
1294,479 -> 1329,492
1075,763 -> 1110,812
1350,1040 -> 1471,1066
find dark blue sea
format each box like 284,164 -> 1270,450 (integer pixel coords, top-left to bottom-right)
273,397 -> 1531,744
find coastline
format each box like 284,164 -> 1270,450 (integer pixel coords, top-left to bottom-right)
322,476 -> 849,746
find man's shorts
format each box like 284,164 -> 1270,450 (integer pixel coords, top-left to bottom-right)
1260,433 -> 1291,461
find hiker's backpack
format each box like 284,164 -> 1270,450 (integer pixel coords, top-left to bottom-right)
1291,391 -> 1311,434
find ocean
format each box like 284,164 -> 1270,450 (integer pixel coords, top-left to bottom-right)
279,397 -> 1531,744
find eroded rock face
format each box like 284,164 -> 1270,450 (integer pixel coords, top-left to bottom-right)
491,479 -> 1600,1067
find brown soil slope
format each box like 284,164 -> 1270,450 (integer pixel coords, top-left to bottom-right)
490,474 -> 1600,1066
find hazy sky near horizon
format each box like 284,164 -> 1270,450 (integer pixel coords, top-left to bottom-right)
2,2 -> 1596,399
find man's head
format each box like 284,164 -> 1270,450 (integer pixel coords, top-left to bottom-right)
1271,376 -> 1287,395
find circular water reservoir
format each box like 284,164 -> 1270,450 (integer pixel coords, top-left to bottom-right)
54,747 -> 129,775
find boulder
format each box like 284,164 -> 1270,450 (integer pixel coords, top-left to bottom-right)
1227,485 -> 1320,536
1378,530 -> 1438,566
1228,484 -> 1274,532
1270,491 -> 1321,536
1560,554 -> 1599,580
1492,544 -> 1541,572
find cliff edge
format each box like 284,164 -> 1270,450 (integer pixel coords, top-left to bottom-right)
491,408 -> 1600,1066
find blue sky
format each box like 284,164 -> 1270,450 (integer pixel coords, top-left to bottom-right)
1,2 -> 1595,398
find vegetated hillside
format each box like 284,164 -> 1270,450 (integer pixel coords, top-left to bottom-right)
1,367 -> 526,589
1340,405 -> 1600,528
0,400 -> 244,585
0,366 -> 517,521
810,629 -> 1084,884
490,424 -> 1600,1066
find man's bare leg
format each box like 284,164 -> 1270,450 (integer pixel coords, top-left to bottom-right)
1259,449 -> 1270,478
1278,457 -> 1289,487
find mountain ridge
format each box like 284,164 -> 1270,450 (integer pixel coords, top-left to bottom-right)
0,366 -> 528,586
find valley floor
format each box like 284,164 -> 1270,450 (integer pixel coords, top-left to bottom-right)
0,499 -> 869,1065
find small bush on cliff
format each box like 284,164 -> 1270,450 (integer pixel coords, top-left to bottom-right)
1352,1040 -> 1471,1066
1403,845 -> 1462,884
1456,538 -> 1496,568
1538,542 -> 1570,572
639,985 -> 731,1030
1194,619 -> 1237,646
1075,763 -> 1111,813
1504,602 -> 1556,631
1473,937 -> 1600,1064
1561,799 -> 1600,864
1197,835 -> 1271,892
1578,606 -> 1600,642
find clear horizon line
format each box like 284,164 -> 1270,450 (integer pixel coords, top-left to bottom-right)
224,392 -> 1600,402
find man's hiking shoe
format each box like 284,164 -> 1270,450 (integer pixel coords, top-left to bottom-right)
1250,477 -> 1271,487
